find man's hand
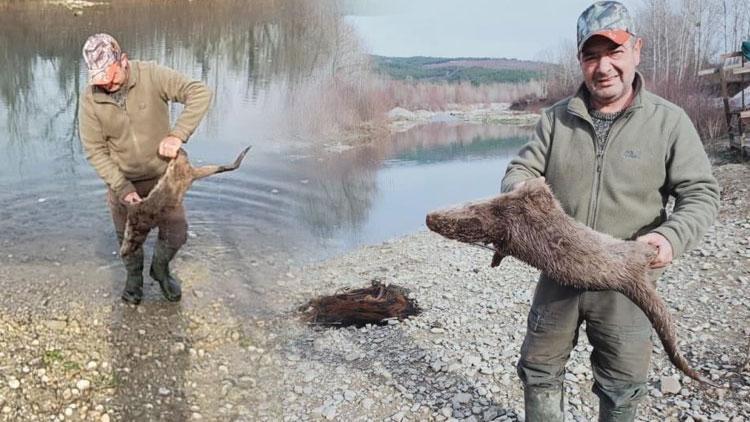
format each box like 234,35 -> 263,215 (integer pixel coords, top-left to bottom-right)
121,191 -> 143,205
636,232 -> 674,269
158,135 -> 183,158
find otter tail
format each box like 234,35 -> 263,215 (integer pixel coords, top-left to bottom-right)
191,146 -> 252,180
625,281 -> 720,388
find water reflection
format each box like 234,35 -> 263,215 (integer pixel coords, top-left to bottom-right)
0,0 -> 361,170
308,123 -> 531,252
0,1 -> 531,264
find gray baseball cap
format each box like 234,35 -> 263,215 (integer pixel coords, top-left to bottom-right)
577,1 -> 636,52
82,33 -> 122,84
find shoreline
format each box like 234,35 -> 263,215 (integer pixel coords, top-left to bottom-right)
387,103 -> 540,133
0,149 -> 747,421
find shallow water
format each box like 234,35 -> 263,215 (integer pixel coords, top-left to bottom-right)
0,1 -> 531,267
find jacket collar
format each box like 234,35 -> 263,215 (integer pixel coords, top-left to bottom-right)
90,60 -> 139,105
567,71 -> 645,121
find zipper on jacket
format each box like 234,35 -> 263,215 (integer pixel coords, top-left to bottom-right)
587,111 -> 633,230
586,132 -> 602,228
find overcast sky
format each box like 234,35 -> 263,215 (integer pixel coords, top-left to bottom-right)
344,0 -> 639,60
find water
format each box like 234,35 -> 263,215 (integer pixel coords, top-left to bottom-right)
0,1 -> 531,266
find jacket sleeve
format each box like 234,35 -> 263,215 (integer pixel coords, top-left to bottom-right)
78,94 -> 135,200
652,110 -> 720,259
153,64 -> 212,142
500,110 -> 551,193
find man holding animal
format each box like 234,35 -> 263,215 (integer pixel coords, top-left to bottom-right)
78,33 -> 212,305
501,2 -> 720,421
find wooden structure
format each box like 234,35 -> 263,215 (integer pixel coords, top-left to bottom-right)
699,51 -> 750,157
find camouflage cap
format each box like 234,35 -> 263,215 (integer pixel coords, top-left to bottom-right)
82,33 -> 122,84
577,1 -> 636,52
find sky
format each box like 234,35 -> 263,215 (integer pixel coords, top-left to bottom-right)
344,0 -> 639,61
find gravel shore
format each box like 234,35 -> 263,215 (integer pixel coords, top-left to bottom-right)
0,153 -> 747,421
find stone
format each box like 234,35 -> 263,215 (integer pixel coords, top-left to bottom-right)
76,379 -> 91,391
660,376 -> 681,394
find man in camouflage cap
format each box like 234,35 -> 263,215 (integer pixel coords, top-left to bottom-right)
79,33 -> 213,305
501,2 -> 719,421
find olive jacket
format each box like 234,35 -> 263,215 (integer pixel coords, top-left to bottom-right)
501,74 -> 720,260
79,60 -> 212,200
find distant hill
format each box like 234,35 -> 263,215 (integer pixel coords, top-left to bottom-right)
371,55 -> 547,85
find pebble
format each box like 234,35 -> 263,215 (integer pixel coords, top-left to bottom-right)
76,379 -> 91,391
660,376 -> 681,394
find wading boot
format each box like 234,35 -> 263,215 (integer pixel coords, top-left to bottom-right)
524,385 -> 564,422
149,240 -> 182,302
598,400 -> 638,422
119,239 -> 144,305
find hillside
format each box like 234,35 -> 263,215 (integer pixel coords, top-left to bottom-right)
371,55 -> 547,85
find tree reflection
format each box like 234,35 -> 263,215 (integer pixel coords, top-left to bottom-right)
0,0 -> 359,174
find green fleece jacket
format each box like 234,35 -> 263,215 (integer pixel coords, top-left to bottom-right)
78,60 -> 212,200
501,75 -> 720,259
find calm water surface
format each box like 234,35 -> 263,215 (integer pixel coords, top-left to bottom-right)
0,1 -> 531,265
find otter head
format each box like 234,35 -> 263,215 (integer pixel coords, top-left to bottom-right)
426,196 -> 512,244
426,177 -> 549,267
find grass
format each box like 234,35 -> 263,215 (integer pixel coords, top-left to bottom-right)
42,349 -> 64,367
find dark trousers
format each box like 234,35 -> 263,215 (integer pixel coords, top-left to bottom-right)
107,178 -> 188,250
517,275 -> 652,409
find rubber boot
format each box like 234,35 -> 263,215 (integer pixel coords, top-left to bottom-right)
598,400 -> 638,422
524,385 -> 565,422
149,240 -> 182,302
118,234 -> 144,305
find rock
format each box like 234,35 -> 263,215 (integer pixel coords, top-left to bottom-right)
76,379 -> 91,391
321,404 -> 337,420
660,376 -> 681,394
7,378 -> 20,389
44,320 -> 67,331
453,392 -> 472,405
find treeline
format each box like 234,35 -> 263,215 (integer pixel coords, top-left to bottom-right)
371,56 -> 543,85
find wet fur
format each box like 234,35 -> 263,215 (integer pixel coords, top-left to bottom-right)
426,177 -> 716,386
301,280 -> 421,327
120,147 -> 251,257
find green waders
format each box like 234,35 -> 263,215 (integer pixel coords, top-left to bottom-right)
517,276 -> 652,422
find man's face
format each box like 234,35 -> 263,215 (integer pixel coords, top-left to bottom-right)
93,55 -> 129,93
579,35 -> 641,108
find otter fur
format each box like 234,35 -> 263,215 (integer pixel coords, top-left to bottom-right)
425,177 -> 716,386
300,280 -> 421,327
120,146 -> 251,257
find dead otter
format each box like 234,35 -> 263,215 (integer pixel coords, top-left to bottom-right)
300,279 -> 421,327
426,177 -> 716,386
119,146 -> 251,257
